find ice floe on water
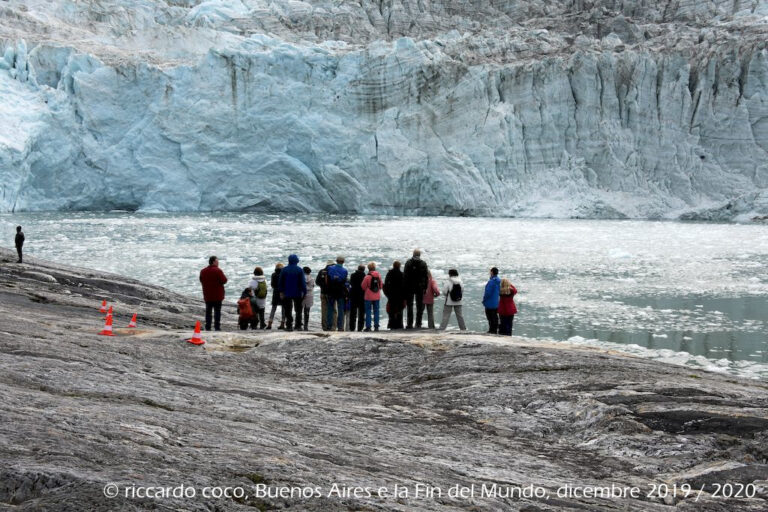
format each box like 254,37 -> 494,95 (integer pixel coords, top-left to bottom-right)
562,336 -> 768,380
2,213 -> 767,378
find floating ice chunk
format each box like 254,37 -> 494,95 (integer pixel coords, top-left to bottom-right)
608,248 -> 632,259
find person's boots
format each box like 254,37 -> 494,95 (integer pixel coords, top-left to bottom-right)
266,321 -> 272,330
278,320 -> 285,330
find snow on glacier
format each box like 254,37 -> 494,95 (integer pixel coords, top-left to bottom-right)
0,0 -> 767,217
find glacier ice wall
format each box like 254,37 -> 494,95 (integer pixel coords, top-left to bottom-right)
1,0 -> 768,219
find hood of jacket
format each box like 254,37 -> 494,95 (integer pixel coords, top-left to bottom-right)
288,254 -> 299,265
449,276 -> 463,285
251,275 -> 266,282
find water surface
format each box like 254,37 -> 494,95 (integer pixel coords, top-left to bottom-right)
2,213 -> 767,378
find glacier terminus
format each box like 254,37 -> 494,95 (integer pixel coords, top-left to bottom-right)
1,0 -> 767,219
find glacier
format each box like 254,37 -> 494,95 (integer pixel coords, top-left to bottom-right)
1,0 -> 768,219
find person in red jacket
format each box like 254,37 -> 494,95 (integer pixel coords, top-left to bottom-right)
199,255 -> 228,331
498,278 -> 518,336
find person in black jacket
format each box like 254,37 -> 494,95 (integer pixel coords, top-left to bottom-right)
348,264 -> 366,332
403,249 -> 429,329
15,226 -> 24,264
384,260 -> 405,330
266,263 -> 285,330
316,260 -> 333,330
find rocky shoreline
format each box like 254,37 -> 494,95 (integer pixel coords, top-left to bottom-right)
1,247 -> 767,511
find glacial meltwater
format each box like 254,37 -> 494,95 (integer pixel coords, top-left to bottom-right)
2,213 -> 767,379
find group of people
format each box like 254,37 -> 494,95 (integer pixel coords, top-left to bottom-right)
199,250 -> 518,335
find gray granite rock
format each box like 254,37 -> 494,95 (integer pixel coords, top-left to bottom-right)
1,247 -> 767,510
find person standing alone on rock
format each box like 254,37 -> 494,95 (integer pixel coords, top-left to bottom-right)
403,249 -> 429,329
278,254 -> 307,332
200,256 -> 228,331
15,226 -> 24,263
483,267 -> 501,334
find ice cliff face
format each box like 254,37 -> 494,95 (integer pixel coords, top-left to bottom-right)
1,1 -> 768,219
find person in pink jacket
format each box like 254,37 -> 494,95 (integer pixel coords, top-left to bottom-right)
360,261 -> 383,331
421,271 -> 441,329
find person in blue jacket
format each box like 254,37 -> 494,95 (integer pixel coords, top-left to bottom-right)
325,256 -> 349,331
278,254 -> 308,332
482,267 -> 501,334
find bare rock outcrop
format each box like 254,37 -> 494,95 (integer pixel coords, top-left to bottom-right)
1,247 -> 767,510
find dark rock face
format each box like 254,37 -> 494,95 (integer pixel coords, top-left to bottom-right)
1,247 -> 767,510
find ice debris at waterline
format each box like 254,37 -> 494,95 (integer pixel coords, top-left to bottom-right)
2,248 -> 768,510
1,1 -> 768,219
563,336 -> 768,381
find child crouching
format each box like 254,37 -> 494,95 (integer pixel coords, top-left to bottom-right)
237,287 -> 259,330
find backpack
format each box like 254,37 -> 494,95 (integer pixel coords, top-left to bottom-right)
237,297 -> 253,319
369,274 -> 380,293
316,268 -> 328,291
255,280 -> 268,299
328,265 -> 345,283
405,258 -> 428,290
327,265 -> 346,296
449,282 -> 463,302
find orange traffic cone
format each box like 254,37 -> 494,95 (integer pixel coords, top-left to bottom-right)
99,314 -> 115,336
186,321 -> 205,345
127,313 -> 137,328
107,305 -> 113,316
99,300 -> 108,313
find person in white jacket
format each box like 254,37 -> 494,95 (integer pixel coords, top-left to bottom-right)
302,267 -> 315,331
440,268 -> 467,330
248,267 -> 269,329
